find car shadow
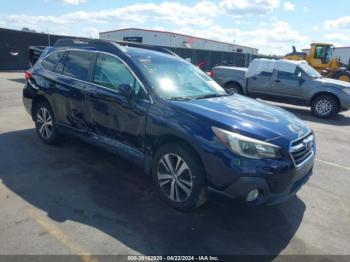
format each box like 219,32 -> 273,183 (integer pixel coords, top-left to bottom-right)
0,128 -> 306,256
8,78 -> 26,84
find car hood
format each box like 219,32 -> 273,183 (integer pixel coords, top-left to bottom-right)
314,77 -> 350,89
171,95 -> 310,146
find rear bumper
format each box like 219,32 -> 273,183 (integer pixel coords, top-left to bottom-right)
209,155 -> 314,206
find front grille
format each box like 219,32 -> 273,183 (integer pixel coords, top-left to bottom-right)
290,133 -> 314,167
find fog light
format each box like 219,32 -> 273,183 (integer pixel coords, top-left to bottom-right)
246,189 -> 259,202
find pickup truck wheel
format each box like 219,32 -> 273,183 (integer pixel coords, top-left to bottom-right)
311,95 -> 339,119
152,143 -> 207,212
225,82 -> 242,95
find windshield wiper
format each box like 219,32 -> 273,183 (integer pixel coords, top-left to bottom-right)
166,96 -> 193,101
195,93 -> 230,99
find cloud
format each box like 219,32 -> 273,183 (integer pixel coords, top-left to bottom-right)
312,25 -> 319,31
324,33 -> 350,42
325,16 -> 350,30
1,1 -> 221,39
176,20 -> 309,55
63,0 -> 86,5
283,2 -> 295,11
323,16 -> 350,46
1,1 -> 308,54
219,0 -> 280,16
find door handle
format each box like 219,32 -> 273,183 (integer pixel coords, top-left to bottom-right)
274,79 -> 281,83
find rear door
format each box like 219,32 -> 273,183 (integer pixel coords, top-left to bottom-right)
246,71 -> 275,97
85,53 -> 150,159
54,50 -> 96,132
33,50 -> 66,119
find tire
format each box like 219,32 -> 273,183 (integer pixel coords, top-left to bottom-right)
34,100 -> 60,144
225,82 -> 243,95
333,71 -> 350,83
311,95 -> 339,119
152,143 -> 207,211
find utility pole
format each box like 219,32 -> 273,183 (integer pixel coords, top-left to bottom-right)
47,29 -> 50,46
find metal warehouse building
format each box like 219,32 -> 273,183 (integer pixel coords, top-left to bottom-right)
99,28 -> 258,55
302,46 -> 350,66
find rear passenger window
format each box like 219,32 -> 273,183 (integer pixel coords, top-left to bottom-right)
63,51 -> 95,81
93,53 -> 147,98
54,52 -> 66,74
258,71 -> 273,77
41,51 -> 64,72
277,70 -> 300,80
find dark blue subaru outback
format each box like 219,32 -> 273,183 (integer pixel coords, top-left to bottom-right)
23,39 -> 315,211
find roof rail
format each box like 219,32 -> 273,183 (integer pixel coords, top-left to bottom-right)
114,40 -> 178,56
53,38 -> 177,57
53,38 -> 119,52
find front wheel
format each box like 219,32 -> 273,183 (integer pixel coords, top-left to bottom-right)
311,95 -> 339,119
34,101 -> 60,144
152,143 -> 207,211
225,82 -> 243,95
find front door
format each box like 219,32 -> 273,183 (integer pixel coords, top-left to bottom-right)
271,68 -> 304,100
85,53 -> 151,159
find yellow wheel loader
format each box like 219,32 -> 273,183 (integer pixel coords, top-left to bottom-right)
284,43 -> 350,82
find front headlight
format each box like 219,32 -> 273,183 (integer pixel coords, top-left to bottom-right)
342,88 -> 350,95
212,127 -> 281,159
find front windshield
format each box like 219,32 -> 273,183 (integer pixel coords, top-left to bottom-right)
299,63 -> 322,78
132,53 -> 227,100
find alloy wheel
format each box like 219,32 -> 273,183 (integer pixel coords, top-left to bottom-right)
157,153 -> 193,203
36,107 -> 53,139
315,100 -> 332,115
228,87 -> 238,94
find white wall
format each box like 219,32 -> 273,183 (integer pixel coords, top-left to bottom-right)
334,48 -> 350,65
99,29 -> 258,54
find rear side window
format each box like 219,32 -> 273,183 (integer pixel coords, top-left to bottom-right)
41,51 -> 64,72
63,51 -> 95,81
258,71 -> 273,77
277,70 -> 300,80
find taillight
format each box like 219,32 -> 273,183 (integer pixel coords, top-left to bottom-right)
209,69 -> 214,78
24,70 -> 32,80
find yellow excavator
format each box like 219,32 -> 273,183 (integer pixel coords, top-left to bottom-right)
284,43 -> 350,82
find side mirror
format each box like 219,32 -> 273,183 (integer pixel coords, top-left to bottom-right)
118,84 -> 134,99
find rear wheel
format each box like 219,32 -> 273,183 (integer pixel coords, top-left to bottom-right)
152,143 -> 206,211
311,95 -> 339,119
34,101 -> 60,144
225,82 -> 243,95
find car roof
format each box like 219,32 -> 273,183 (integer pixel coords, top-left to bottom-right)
51,38 -> 178,58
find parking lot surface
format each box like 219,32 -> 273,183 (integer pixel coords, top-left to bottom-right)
0,72 -> 349,258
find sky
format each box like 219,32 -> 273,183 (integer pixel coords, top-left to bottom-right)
1,0 -> 350,55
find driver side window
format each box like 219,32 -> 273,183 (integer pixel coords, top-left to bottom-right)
93,54 -> 134,90
93,53 -> 147,98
